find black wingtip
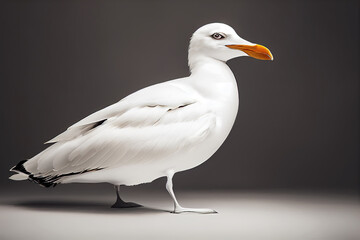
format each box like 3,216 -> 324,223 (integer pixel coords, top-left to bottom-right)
28,176 -> 57,188
11,160 -> 103,188
10,160 -> 56,188
10,160 -> 30,174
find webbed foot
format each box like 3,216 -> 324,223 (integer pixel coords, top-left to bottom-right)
171,206 -> 217,214
111,201 -> 142,208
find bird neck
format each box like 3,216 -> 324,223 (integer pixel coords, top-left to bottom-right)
188,53 -> 234,82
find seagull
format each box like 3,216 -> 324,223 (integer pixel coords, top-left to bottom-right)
10,23 -> 272,214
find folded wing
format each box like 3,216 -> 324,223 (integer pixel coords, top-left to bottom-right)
21,82 -> 216,185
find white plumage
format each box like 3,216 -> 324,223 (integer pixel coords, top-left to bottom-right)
10,23 -> 272,213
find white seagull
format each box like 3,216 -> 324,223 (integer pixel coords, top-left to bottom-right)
10,23 -> 273,213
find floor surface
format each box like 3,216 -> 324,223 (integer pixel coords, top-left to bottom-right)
0,185 -> 359,240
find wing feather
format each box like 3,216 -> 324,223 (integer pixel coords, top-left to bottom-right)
46,82 -> 196,143
25,81 -> 216,183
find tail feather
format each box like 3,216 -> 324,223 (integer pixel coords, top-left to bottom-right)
9,160 -> 30,181
10,160 -> 57,187
9,173 -> 29,181
10,159 -> 100,188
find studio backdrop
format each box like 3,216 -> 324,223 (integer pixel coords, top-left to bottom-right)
1,0 -> 358,192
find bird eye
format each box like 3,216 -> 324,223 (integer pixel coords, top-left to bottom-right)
211,33 -> 225,40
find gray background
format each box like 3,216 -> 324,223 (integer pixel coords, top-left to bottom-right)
1,0 -> 359,193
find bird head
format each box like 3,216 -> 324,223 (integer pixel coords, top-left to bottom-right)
188,23 -> 273,69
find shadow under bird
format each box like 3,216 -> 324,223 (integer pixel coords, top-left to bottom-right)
10,23 -> 273,214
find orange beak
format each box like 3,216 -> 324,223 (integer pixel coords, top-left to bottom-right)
226,44 -> 273,60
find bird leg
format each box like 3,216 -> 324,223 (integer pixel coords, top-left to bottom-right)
166,170 -> 217,214
111,185 -> 142,208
